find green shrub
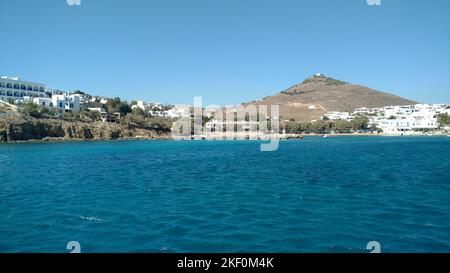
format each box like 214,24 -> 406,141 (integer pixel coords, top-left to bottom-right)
437,113 -> 450,126
20,102 -> 49,118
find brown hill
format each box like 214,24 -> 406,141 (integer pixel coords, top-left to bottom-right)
246,74 -> 417,122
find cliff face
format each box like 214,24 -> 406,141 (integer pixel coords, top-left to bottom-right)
0,115 -> 170,142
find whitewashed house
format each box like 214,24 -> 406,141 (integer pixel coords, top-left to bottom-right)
23,93 -> 81,116
167,105 -> 191,118
205,119 -> 260,132
131,100 -> 147,111
323,111 -> 353,121
30,97 -> 53,109
51,94 -> 81,112
377,104 -> 441,134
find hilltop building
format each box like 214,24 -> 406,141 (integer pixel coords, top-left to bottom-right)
0,76 -> 47,100
0,76 -> 84,117
25,94 -> 81,116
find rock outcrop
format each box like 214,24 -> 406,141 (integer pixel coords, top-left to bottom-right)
0,114 -> 171,142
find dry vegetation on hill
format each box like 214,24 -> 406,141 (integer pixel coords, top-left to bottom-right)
247,75 -> 416,122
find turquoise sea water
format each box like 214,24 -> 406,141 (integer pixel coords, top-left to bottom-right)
0,137 -> 449,253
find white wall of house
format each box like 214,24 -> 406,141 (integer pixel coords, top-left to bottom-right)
324,111 -> 353,121
167,105 -> 191,118
322,104 -> 447,134
32,97 -> 53,109
375,104 -> 443,134
51,94 -> 81,112
131,100 -> 146,111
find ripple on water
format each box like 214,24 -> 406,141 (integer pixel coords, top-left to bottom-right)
1,138 -> 450,252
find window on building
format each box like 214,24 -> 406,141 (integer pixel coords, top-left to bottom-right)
13,84 -> 19,89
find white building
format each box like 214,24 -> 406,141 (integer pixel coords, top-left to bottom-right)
323,111 -> 353,121
375,104 -> 444,134
89,97 -> 108,104
0,76 -> 47,101
149,110 -> 169,117
167,105 -> 191,118
131,101 -> 166,114
131,100 -> 147,111
23,94 -> 81,116
50,94 -> 81,112
205,119 -> 260,132
1,76 -> 83,114
353,107 -> 380,116
87,107 -> 106,113
378,118 -> 438,134
322,104 -> 448,134
30,97 -> 53,109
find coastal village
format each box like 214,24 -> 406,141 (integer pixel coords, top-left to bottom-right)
1,75 -> 450,141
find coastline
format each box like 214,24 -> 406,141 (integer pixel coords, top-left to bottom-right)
1,132 -> 448,144
1,112 -> 448,145
0,136 -> 171,144
0,114 -> 171,144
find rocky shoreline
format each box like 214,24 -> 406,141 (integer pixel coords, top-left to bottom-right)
1,114 -> 447,144
0,114 -> 171,142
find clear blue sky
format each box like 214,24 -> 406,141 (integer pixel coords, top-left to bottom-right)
0,0 -> 449,105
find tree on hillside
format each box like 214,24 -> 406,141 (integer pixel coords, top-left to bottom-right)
80,109 -> 101,122
73,90 -> 86,95
332,120 -> 351,133
106,97 -> 121,112
350,116 -> 369,132
106,97 -> 132,115
311,120 -> 331,133
131,107 -> 146,117
437,113 -> 450,126
122,108 -> 146,128
20,102 -> 50,118
298,122 -> 313,133
284,121 -> 300,133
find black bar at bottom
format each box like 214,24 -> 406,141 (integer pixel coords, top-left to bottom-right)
0,253 -> 447,272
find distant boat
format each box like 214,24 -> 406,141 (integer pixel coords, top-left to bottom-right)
447,135 -> 450,138
322,134 -> 329,138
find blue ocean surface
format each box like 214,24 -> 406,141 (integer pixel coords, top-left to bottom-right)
0,136 -> 449,253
